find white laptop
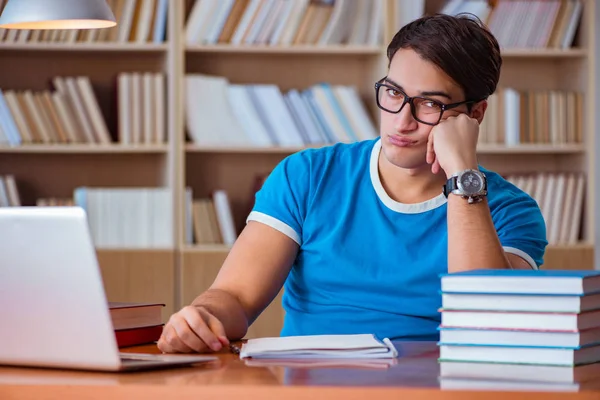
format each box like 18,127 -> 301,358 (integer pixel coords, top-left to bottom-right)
0,206 -> 216,372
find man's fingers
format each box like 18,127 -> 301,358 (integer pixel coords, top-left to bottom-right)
186,307 -> 222,352
426,132 -> 434,164
205,313 -> 229,346
158,324 -> 194,353
173,311 -> 209,353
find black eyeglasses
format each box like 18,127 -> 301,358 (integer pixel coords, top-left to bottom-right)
374,78 -> 481,126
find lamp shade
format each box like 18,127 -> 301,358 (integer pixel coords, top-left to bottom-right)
0,0 -> 116,30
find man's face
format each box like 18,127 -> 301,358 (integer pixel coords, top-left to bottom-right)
379,48 -> 472,172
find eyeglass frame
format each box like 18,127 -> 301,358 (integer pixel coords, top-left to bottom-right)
374,77 -> 484,126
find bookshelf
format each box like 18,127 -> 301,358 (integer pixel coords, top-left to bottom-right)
0,0 -> 596,338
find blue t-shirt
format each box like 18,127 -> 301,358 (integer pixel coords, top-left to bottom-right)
247,138 -> 548,341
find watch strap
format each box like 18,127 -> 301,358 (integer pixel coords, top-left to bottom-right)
443,176 -> 458,198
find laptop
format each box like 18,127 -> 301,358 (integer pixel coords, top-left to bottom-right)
0,206 -> 217,372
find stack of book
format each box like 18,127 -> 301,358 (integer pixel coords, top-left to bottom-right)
437,269 -> 600,389
109,302 -> 164,348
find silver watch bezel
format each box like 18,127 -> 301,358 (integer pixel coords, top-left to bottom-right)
451,169 -> 487,200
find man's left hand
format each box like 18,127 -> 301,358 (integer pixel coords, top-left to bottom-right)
426,113 -> 480,178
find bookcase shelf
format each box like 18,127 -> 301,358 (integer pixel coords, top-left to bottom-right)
0,43 -> 169,53
0,144 -> 168,154
186,45 -> 384,55
500,48 -> 587,58
0,0 -> 595,335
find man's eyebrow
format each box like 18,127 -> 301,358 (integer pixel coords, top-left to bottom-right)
383,77 -> 452,100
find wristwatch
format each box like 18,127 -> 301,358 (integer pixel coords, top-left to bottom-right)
443,169 -> 487,204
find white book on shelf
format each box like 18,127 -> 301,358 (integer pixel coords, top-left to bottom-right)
255,0 -> 285,45
186,0 -> 218,44
503,87 -> 520,146
548,173 -> 566,245
394,0 -> 425,30
318,0 -> 353,45
62,77 -> 97,143
268,0 -> 296,45
227,84 -> 273,147
0,117 -> 8,146
152,0 -> 168,43
250,84 -> 305,146
117,0 -> 137,42
118,73 -> 132,144
230,0 -> 263,45
205,0 -> 237,44
3,175 -> 20,206
186,74 -> 249,146
153,73 -> 165,144
285,89 -> 326,144
277,0 -> 309,46
334,85 -> 378,140
301,90 -> 335,143
558,173 -> 577,244
131,72 -> 143,144
134,0 -> 156,43
567,173 -> 585,244
347,0 -> 371,45
561,0 -> 583,49
244,0 -> 276,45
142,72 -> 155,144
22,91 -> 52,144
282,93 -> 310,145
0,90 -> 22,146
0,178 -> 10,207
310,85 -> 352,143
246,85 -> 280,145
51,92 -> 79,143
541,173 -> 557,242
76,76 -> 112,144
33,93 -> 59,143
213,190 -> 237,246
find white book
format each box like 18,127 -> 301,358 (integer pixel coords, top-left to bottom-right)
439,343 -> 600,366
142,72 -> 155,144
134,0 -> 156,43
503,87 -> 520,146
230,0 -> 263,45
205,0 -> 236,44
117,0 -> 137,42
441,309 -> 600,331
212,190 -> 237,246
277,0 -> 309,46
268,0 -> 296,45
227,85 -> 273,147
152,0 -> 168,43
244,0 -> 276,45
153,73 -> 165,144
441,291 -> 600,313
440,361 -> 600,384
118,73 -> 132,144
250,85 -> 304,146
240,334 -> 398,359
439,326 -> 600,349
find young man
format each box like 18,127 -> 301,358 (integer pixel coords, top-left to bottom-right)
158,14 -> 547,354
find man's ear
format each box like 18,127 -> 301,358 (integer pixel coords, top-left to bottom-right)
470,100 -> 488,124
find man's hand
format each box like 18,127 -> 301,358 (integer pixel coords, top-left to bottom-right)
426,113 -> 480,178
157,305 -> 230,353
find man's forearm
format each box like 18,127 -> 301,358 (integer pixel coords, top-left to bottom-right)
447,195 -> 511,273
191,288 -> 249,340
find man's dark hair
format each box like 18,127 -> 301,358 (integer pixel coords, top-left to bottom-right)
387,13 -> 502,103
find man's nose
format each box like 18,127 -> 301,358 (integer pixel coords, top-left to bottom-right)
394,101 -> 418,132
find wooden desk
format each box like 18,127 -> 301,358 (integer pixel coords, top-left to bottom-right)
0,342 -> 598,400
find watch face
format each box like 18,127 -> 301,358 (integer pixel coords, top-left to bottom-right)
458,171 -> 484,195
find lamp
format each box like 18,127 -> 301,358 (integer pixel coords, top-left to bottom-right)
0,0 -> 116,30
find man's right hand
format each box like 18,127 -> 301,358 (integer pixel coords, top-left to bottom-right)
157,305 -> 230,353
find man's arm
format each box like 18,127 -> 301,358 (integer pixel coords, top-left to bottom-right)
193,220 -> 299,337
158,221 -> 298,353
447,194 -> 521,272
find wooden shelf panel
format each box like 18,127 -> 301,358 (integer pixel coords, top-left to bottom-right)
0,144 -> 169,154
0,43 -> 168,52
186,143 -> 584,155
500,48 -> 587,58
476,144 -> 585,154
182,245 -> 232,254
186,45 -> 383,55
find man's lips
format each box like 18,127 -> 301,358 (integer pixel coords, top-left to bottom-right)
388,135 -> 418,147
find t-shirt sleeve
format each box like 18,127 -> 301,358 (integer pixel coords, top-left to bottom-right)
246,152 -> 311,245
490,182 -> 548,269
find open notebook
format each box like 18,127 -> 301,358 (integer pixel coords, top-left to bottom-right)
239,334 -> 398,359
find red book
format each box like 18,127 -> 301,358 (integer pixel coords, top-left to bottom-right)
115,325 -> 163,348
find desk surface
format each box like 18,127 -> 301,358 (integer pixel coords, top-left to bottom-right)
1,341 -> 599,400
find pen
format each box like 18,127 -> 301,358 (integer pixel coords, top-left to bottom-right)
229,343 -> 241,355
